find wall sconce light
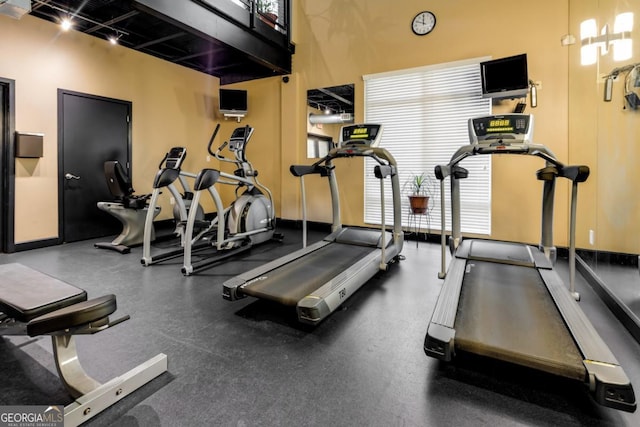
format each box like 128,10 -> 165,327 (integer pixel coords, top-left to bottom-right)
580,12 -> 634,65
613,12 -> 633,61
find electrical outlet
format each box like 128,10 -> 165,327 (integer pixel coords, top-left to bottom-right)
206,155 -> 211,162
170,197 -> 175,205
589,229 -> 595,245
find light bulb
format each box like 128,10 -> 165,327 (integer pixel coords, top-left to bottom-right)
613,39 -> 632,61
580,19 -> 597,39
614,12 -> 633,33
61,17 -> 72,31
581,45 -> 598,65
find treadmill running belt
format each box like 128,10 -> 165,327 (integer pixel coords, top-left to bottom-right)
241,243 -> 375,306
454,260 -> 586,381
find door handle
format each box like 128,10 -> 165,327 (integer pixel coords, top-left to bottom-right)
65,173 -> 80,180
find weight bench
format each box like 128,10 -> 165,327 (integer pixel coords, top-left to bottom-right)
0,263 -> 168,426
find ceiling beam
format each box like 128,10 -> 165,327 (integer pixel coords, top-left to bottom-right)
86,10 -> 140,34
317,87 -> 353,106
134,31 -> 186,49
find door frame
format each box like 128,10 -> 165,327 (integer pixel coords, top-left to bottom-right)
57,89 -> 132,244
0,77 -> 16,253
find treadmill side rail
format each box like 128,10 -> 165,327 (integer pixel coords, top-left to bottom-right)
539,268 -> 636,412
585,361 -> 637,412
297,247 -> 395,325
424,257 -> 466,360
424,323 -> 455,361
429,257 -> 467,328
539,269 -> 619,364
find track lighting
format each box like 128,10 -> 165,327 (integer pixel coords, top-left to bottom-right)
32,0 -> 129,43
61,17 -> 73,31
108,33 -> 121,45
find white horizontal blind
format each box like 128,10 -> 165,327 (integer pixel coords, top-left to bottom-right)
364,59 -> 492,234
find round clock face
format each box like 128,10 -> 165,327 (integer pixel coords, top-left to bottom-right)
412,11 -> 436,36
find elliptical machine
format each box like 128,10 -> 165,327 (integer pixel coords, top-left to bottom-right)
140,145 -> 205,266
181,124 -> 281,276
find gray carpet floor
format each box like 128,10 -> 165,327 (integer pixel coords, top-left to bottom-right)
1,227 -> 640,426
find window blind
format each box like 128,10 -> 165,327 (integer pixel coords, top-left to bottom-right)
363,58 -> 492,234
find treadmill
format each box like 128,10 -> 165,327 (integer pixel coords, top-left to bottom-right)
223,123 -> 404,325
424,114 -> 636,412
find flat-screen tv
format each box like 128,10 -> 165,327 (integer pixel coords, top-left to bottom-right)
480,54 -> 529,99
219,89 -> 247,115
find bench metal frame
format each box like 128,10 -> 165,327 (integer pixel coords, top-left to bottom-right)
0,263 -> 168,426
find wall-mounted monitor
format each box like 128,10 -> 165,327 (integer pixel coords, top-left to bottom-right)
219,88 -> 247,116
480,54 -> 529,99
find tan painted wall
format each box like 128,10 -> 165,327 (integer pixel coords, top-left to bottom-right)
0,14 -> 228,243
12,1 -> 629,254
291,0 -> 571,246
0,14 -> 288,244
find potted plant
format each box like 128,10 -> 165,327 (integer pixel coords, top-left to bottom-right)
257,0 -> 278,27
404,172 -> 434,214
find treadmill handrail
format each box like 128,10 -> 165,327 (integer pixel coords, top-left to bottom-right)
435,142 -> 564,181
292,144 -> 402,243
435,136 -> 589,274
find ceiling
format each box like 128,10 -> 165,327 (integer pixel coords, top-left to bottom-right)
28,0 -> 293,84
307,84 -> 354,114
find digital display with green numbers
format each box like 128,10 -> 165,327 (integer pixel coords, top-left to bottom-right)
469,114 -> 532,143
340,124 -> 383,147
487,118 -> 514,133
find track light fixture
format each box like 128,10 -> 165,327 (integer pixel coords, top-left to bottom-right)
108,33 -> 121,45
32,0 -> 129,42
60,16 -> 73,31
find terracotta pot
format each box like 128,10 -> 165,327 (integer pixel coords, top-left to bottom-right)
260,13 -> 277,28
408,195 -> 429,214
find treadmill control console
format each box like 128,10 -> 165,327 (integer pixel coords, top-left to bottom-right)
469,114 -> 533,146
339,123 -> 384,148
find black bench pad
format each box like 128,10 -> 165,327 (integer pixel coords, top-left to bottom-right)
0,263 -> 86,322
27,295 -> 117,336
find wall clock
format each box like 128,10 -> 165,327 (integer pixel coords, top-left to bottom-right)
412,11 -> 436,36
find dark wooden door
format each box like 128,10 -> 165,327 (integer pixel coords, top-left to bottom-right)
59,91 -> 131,242
0,83 -> 4,251
0,78 -> 15,253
